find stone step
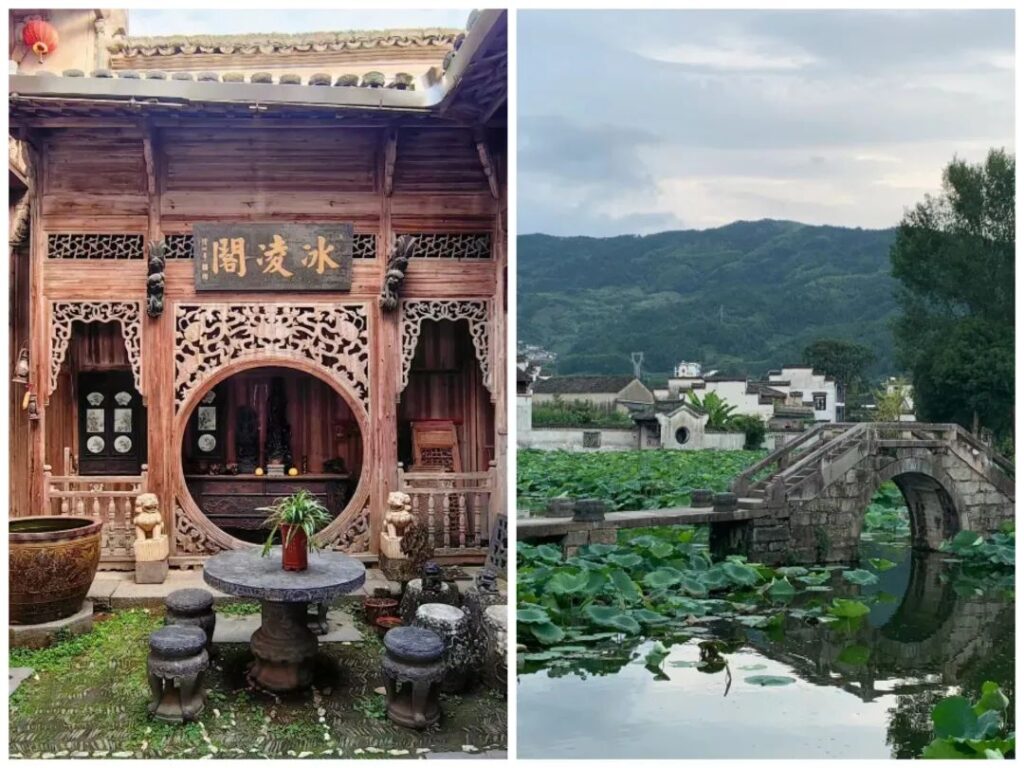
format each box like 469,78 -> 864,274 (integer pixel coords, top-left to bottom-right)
737,497 -> 764,510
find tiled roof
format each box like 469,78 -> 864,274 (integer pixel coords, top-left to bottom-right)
533,375 -> 637,395
108,28 -> 461,58
10,11 -> 506,125
747,381 -> 787,399
41,68 -> 418,90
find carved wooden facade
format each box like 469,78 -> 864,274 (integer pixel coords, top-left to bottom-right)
10,17 -> 508,566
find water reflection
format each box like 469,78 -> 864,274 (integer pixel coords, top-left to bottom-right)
517,543 -> 1014,759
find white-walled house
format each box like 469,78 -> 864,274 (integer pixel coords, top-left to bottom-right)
767,366 -> 845,422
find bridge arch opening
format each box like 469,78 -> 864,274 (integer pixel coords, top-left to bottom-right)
863,457 -> 963,552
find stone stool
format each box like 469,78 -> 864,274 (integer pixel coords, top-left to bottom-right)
165,589 -> 216,651
482,604 -> 507,694
462,568 -> 504,676
413,603 -> 474,693
399,562 -> 460,624
381,626 -> 446,730
147,625 -> 209,724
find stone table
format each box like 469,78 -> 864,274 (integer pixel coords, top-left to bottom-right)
203,547 -> 366,692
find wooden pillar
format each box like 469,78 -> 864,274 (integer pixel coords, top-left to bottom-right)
142,124 -> 176,550
491,144 -> 508,523
27,139 -> 46,517
370,126 -> 399,554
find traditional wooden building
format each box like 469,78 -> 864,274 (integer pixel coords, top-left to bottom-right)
8,9 -> 507,568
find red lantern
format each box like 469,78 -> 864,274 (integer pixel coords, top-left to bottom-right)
22,19 -> 59,61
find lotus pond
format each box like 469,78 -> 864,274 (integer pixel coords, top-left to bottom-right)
516,489 -> 1015,759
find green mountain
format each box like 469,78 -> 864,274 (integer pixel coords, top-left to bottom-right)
518,219 -> 900,378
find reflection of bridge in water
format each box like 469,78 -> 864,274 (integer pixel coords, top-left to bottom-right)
745,551 -> 1012,702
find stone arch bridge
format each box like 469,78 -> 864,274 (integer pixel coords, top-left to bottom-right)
720,422 -> 1014,564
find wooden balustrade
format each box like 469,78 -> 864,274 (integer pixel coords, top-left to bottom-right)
41,463 -> 148,568
398,462 -> 496,557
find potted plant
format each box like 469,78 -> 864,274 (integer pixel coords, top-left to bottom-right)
261,490 -> 332,572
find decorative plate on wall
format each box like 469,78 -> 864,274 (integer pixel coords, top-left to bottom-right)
86,436 -> 105,454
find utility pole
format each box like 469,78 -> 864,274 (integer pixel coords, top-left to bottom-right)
630,352 -> 644,379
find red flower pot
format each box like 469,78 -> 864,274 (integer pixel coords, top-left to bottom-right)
280,524 -> 308,572
375,615 -> 402,638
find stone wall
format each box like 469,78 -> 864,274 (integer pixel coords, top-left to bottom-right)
523,427 -> 638,452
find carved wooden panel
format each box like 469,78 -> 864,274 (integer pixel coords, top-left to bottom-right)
399,299 -> 491,395
174,303 -> 370,412
49,301 -> 143,402
174,502 -> 229,555
400,232 -> 491,259
47,233 -> 145,260
322,504 -> 370,553
164,234 -> 194,259
353,233 -> 377,259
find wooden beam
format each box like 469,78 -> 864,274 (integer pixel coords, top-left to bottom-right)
383,128 -> 398,198
474,127 -> 500,200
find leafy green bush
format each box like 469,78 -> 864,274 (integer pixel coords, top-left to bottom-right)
730,414 -> 767,450
921,681 -> 1014,758
532,397 -> 634,429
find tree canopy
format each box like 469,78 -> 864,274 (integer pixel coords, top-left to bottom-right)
801,338 -> 876,395
890,149 -> 1014,437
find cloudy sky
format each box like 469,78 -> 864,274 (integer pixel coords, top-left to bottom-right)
519,10 -> 1015,235
127,9 -> 468,37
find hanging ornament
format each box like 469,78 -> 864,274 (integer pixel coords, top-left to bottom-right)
22,19 -> 59,62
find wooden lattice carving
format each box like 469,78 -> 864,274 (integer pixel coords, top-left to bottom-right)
353,233 -> 377,259
164,234 -> 194,259
400,299 -> 491,395
174,303 -> 370,412
400,232 -> 490,259
49,301 -> 143,401
174,503 -> 228,555
47,233 -> 145,260
323,504 -> 371,553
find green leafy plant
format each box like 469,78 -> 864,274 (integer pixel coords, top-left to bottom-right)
353,694 -> 388,721
686,390 -> 738,430
260,489 -> 333,556
921,681 -> 1014,759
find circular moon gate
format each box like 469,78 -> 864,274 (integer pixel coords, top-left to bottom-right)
173,357 -> 372,554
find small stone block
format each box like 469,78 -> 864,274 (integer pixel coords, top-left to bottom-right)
149,625 -> 207,658
713,492 -> 738,512
197,71 -> 220,82
279,73 -> 301,85
573,498 -> 607,522
146,71 -> 167,80
166,588 -> 214,615
588,528 -> 617,545
118,70 -> 140,79
223,72 -> 244,82
91,68 -> 113,78
62,69 -> 84,77
384,626 -> 444,663
544,498 -> 575,518
308,72 -> 332,86
251,71 -> 273,84
691,489 -> 714,507
9,667 -> 33,696
335,74 -> 359,86
135,559 -> 169,584
171,71 -> 193,81
9,601 -> 93,649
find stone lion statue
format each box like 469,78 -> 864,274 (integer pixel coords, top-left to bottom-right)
133,492 -> 164,541
384,491 -> 415,538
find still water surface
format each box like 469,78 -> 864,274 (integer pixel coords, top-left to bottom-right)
517,541 -> 1014,759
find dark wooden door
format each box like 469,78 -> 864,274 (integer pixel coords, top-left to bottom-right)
78,370 -> 147,475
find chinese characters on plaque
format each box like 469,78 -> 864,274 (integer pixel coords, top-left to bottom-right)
193,223 -> 354,291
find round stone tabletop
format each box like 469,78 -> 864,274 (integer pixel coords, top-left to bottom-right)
203,548 -> 366,603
